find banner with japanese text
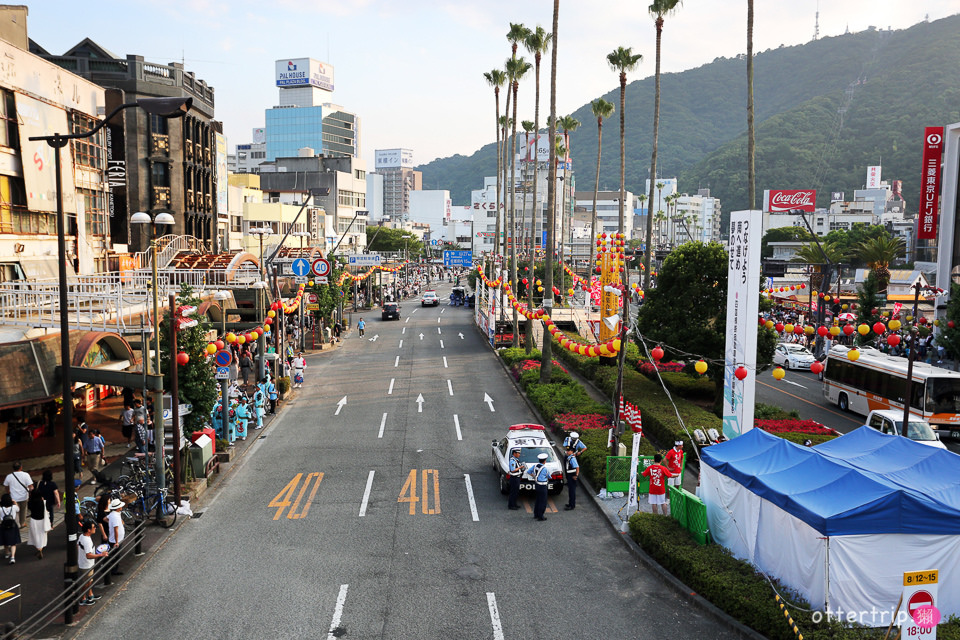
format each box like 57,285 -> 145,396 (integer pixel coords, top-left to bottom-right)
917,127 -> 944,241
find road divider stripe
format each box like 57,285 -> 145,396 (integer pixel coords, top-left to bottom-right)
388,378 -> 395,395
447,380 -> 453,396
438,317 -> 441,324
454,414 -> 462,441
438,327 -> 442,334
440,340 -> 445,349
443,356 -> 448,368
398,339 -> 403,349
465,474 -> 479,522
394,356 -> 399,367
359,471 -> 375,517
327,584 -> 349,640
405,317 -> 409,323
487,593 -> 504,640
402,327 -> 406,334
378,412 -> 387,439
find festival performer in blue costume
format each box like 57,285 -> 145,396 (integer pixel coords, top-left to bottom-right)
253,384 -> 265,430
211,402 -> 224,439
234,399 -> 249,441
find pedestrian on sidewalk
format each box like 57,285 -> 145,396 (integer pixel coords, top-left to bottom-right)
665,441 -> 684,488
266,378 -> 278,415
78,520 -> 107,606
85,428 -> 104,472
120,402 -> 135,447
253,384 -> 265,430
134,416 -> 149,455
358,318 -> 365,337
0,494 -> 20,563
36,470 -> 60,528
106,498 -> 125,576
240,350 -> 254,387
73,433 -> 84,483
26,490 -> 49,559
293,352 -> 305,389
3,462 -> 33,527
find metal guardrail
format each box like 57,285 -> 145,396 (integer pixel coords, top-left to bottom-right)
4,520 -> 146,640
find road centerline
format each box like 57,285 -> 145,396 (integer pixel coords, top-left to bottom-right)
465,474 -> 479,522
388,378 -> 395,395
327,584 -> 350,640
378,412 -> 387,438
454,414 -> 462,441
447,379 -> 453,396
359,471 -> 375,517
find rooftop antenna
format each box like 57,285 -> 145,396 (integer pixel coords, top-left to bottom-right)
813,0 -> 820,41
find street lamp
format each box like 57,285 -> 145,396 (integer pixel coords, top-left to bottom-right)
248,226 -> 273,380
902,283 -> 946,433
131,210 -> 175,492
28,96 -> 190,616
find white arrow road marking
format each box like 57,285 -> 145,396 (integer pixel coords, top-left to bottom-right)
359,471 -> 375,517
483,393 -> 495,412
368,334 -> 379,342
335,396 -> 347,415
464,474 -> 479,522
443,356 -> 448,368
454,414 -> 462,441
486,593 -> 503,639
782,379 -> 807,389
398,340 -> 403,349
416,393 -> 425,413
458,333 -> 464,339
378,412 -> 387,438
447,380 -> 454,396
440,340 -> 445,349
388,378 -> 395,395
327,584 -> 350,640
419,333 -> 424,340
394,356 -> 399,367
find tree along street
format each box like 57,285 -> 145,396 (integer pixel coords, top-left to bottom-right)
74,284 -> 737,639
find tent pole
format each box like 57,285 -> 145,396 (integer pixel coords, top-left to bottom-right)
824,536 -> 830,614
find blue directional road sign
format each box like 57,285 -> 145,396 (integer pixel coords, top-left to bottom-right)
291,258 -> 311,277
443,250 -> 473,267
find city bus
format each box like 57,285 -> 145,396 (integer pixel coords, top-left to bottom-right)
822,345 -> 960,439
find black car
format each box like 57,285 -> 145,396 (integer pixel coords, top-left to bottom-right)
381,302 -> 400,320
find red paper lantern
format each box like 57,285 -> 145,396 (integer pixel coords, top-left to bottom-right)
950,321 -> 956,329
799,284 -> 806,289
651,346 -> 664,362
817,326 -> 828,337
871,308 -> 879,315
872,322 -> 886,335
810,361 -> 824,375
919,317 -> 928,325
842,324 -> 855,336
887,334 -> 901,347
793,324 -> 804,335
265,317 -> 273,325
734,366 -> 748,381
214,340 -> 225,350
176,352 -> 189,366
775,323 -> 784,333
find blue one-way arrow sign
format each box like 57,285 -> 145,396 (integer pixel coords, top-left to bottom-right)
291,258 -> 311,277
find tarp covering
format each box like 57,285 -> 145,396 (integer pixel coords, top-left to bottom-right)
700,427 -> 960,535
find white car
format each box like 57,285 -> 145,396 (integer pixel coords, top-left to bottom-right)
491,424 -> 565,495
865,410 -> 948,450
421,291 -> 439,306
773,343 -> 816,370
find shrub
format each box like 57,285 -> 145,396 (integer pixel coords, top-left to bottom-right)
772,432 -> 838,446
277,376 -> 291,396
658,371 -> 715,401
526,383 -> 609,423
553,413 -> 611,431
517,366 -> 571,390
638,361 -> 685,375
756,419 -> 835,435
755,403 -> 800,420
499,347 -> 541,367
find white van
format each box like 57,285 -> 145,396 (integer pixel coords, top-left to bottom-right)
865,410 -> 948,450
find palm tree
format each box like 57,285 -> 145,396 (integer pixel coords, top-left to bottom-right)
484,69 -> 507,261
635,193 -> 648,258
644,0 -> 683,291
524,25 -> 551,353
654,210 -> 667,248
655,181 -> 666,242
557,114 -> 580,272
588,98 -> 615,268
498,114 -> 512,263
506,54 -> 531,347
520,119 -> 535,262
791,240 -> 849,291
858,235 -> 905,291
747,0 -> 756,210
540,0 -> 559,382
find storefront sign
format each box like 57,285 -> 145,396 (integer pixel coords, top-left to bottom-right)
917,127 -> 944,241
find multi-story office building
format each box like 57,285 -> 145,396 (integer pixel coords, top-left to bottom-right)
258,150 -> 368,254
233,141 -> 267,174
0,20 -> 110,279
409,190 -> 450,234
574,190 -> 637,241
375,149 -> 421,220
34,39 -> 219,253
366,172 -> 384,222
264,58 -> 359,162
673,189 -> 722,245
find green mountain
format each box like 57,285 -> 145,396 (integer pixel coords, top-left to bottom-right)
419,14 -> 960,218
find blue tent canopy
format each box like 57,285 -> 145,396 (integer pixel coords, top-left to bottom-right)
700,427 -> 960,536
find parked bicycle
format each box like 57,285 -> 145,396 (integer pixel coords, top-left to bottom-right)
127,483 -> 177,528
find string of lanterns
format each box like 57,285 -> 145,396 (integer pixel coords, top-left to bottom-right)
203,283 -> 306,355
336,262 -> 409,285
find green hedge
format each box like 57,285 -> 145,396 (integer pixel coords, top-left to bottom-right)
658,371 -> 716,402
500,347 -> 541,367
526,383 -> 609,423
628,513 -> 960,640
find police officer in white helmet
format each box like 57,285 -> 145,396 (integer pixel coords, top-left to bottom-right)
531,453 -> 550,521
562,431 -> 587,457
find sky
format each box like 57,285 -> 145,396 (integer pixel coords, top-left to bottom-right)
26,1 -> 959,170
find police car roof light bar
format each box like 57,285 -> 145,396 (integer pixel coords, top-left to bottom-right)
509,424 -> 545,431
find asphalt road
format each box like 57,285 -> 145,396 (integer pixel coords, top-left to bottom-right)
755,366 -> 960,453
73,284 -> 740,640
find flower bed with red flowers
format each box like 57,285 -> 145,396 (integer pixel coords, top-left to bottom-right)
637,361 -> 685,376
755,419 -> 837,435
553,413 -> 611,431
518,359 -> 567,373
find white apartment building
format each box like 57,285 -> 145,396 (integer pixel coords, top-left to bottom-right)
574,190 -> 637,241
671,189 -> 722,245
409,190 -> 451,237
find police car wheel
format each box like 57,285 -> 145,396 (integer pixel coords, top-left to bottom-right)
499,473 -> 509,495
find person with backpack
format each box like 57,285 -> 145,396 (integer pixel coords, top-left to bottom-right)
0,494 -> 20,563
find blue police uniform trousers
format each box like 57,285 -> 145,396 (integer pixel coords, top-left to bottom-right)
534,482 -> 548,519
566,472 -> 577,509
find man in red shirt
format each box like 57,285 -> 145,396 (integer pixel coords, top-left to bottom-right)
641,453 -> 674,515
665,441 -> 684,489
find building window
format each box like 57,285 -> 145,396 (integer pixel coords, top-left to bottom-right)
80,188 -> 107,236
0,175 -> 49,235
150,114 -> 169,136
0,90 -> 17,150
70,112 -> 106,170
231,216 -> 241,232
152,162 -> 169,188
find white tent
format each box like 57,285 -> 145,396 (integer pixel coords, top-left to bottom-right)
701,427 -> 960,622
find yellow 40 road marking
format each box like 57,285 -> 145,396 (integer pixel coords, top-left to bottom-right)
399,469 -> 440,515
269,472 -> 324,520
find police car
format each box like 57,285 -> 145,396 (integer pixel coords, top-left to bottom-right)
491,424 -> 565,495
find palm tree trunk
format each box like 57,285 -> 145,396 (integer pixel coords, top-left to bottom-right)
747,0 -> 756,209
540,0 -> 558,382
510,80 -> 520,347
494,89 -> 501,269
590,119 -> 603,279
527,55 -> 543,354
612,71 -> 630,455
644,18 -> 664,291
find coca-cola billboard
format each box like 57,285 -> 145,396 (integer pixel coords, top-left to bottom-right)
763,189 -> 817,213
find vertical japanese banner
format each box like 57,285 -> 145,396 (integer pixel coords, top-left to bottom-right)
723,210 -> 762,439
627,413 -> 642,510
917,127 -> 945,241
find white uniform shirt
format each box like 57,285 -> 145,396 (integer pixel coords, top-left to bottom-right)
107,510 -> 125,545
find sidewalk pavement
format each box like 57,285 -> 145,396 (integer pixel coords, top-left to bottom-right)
0,340 -> 343,635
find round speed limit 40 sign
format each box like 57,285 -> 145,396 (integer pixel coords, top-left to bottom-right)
311,258 -> 331,277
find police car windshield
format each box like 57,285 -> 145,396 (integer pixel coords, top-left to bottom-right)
517,447 -> 554,464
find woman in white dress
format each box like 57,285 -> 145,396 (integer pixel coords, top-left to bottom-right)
26,490 -> 50,559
